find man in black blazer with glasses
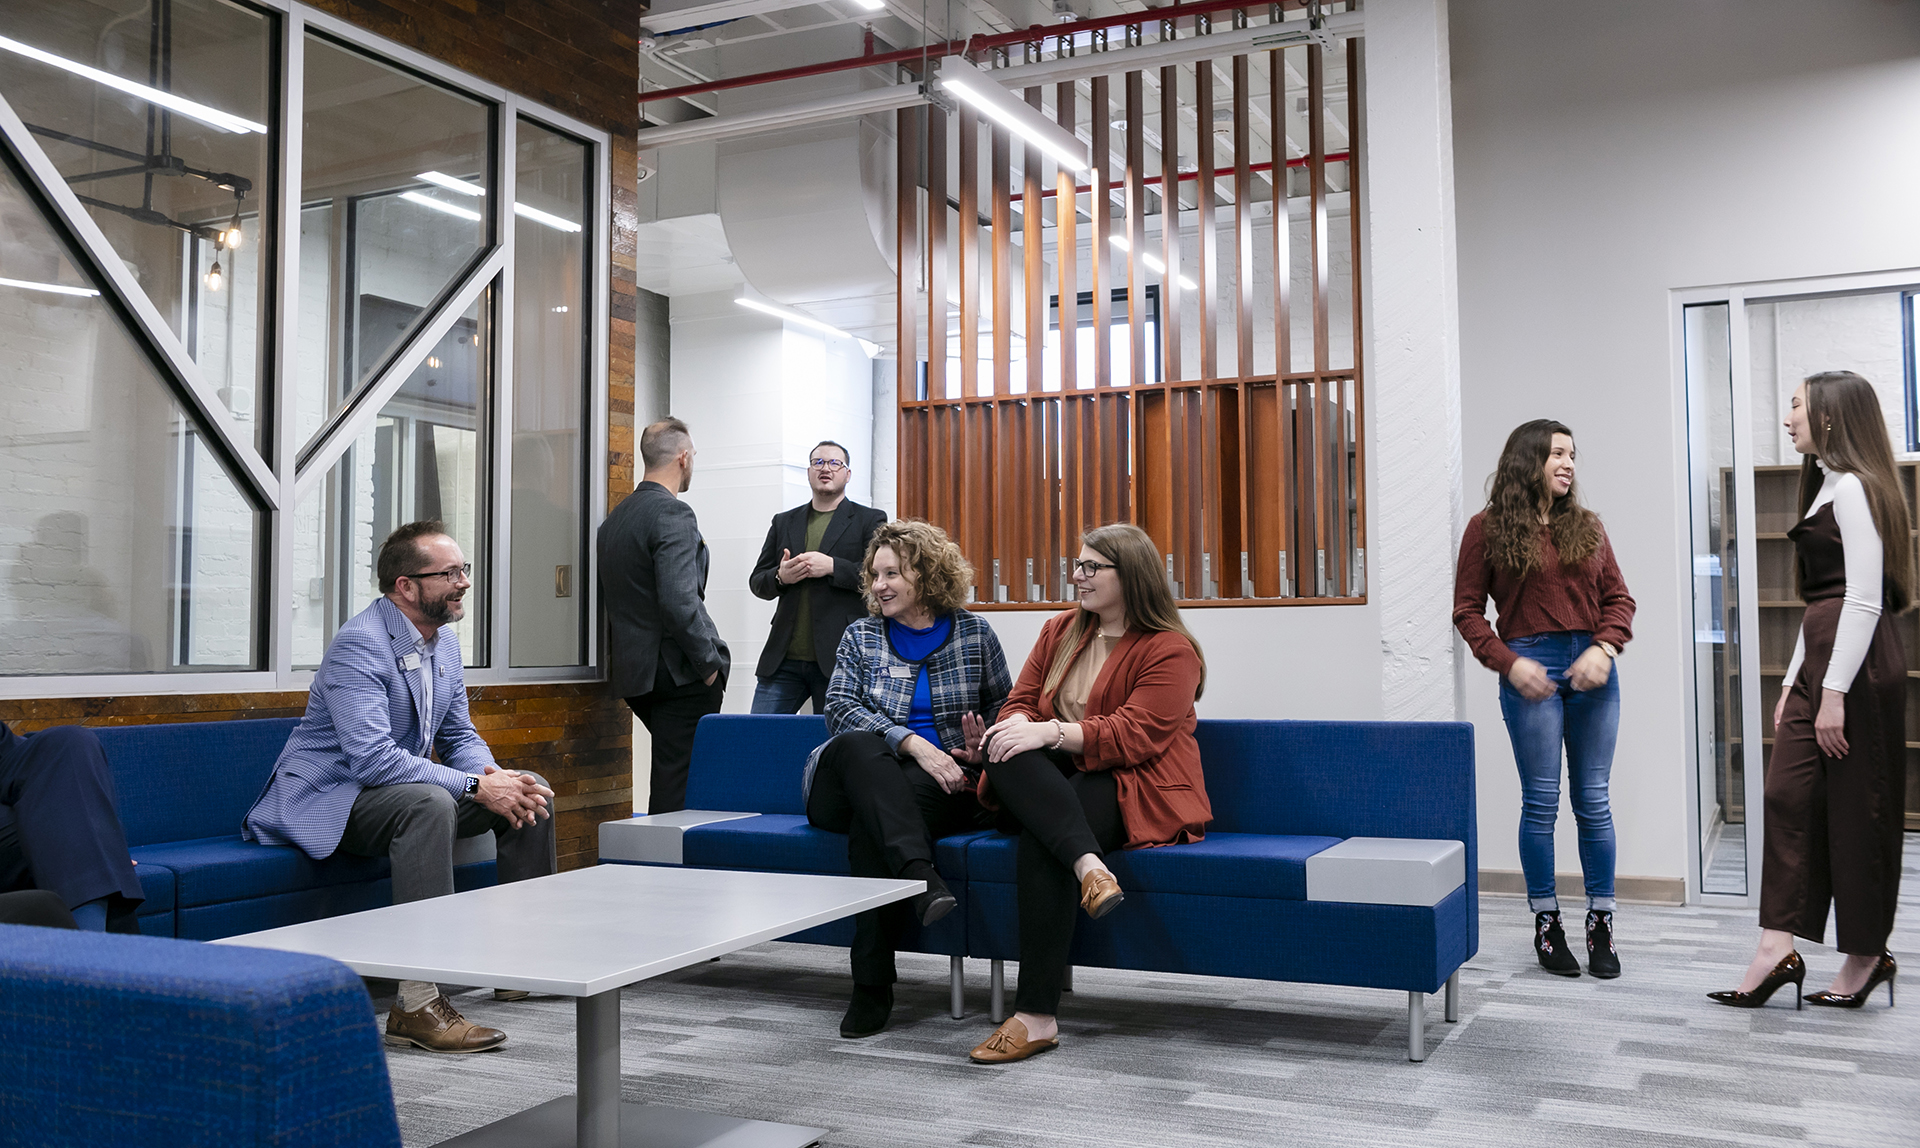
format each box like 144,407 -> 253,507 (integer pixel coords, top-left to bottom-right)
748,440 -> 886,714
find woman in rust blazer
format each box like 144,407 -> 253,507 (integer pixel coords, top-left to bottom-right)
965,523 -> 1210,1064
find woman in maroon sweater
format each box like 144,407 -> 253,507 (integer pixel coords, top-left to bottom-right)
1454,419 -> 1636,979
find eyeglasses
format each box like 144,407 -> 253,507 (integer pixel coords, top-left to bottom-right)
1071,559 -> 1117,576
809,458 -> 848,472
404,563 -> 473,583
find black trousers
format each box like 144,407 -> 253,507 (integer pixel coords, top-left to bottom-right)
983,749 -> 1123,1015
0,889 -> 77,928
806,731 -> 982,986
626,659 -> 727,814
0,723 -> 143,931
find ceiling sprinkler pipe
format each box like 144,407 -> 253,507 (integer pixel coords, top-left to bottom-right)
639,0 -> 1319,104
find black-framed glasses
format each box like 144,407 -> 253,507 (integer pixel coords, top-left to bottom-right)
809,458 -> 848,472
1071,559 -> 1117,576
404,563 -> 473,583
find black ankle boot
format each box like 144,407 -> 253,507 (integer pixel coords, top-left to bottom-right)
906,863 -> 957,927
840,983 -> 893,1038
1585,910 -> 1620,979
1535,911 -> 1581,977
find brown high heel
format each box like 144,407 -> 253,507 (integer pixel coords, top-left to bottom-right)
1707,951 -> 1805,1009
1804,953 -> 1897,1009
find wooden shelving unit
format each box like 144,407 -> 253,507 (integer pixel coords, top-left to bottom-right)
1727,463 -> 1920,832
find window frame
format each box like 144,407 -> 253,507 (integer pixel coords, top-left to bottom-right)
0,0 -> 611,697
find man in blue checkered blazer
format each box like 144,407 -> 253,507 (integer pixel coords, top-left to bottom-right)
244,521 -> 555,1054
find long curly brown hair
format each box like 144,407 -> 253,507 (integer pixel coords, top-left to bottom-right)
1482,419 -> 1602,578
860,519 -> 975,617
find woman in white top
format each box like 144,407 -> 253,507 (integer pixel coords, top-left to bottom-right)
1710,371 -> 1910,1011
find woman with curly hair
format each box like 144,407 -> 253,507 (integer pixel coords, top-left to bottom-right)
1454,419 -> 1636,979
1711,371 -> 1909,1011
806,519 -> 1011,1037
965,523 -> 1211,1064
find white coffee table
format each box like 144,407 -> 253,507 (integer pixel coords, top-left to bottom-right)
215,864 -> 922,1148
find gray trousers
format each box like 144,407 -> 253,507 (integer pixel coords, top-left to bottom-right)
338,775 -> 557,904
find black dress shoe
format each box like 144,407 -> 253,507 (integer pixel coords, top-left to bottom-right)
1805,953 -> 1897,1009
907,864 -> 957,927
1708,951 -> 1804,1009
1535,911 -> 1581,977
1585,910 -> 1620,979
840,983 -> 893,1038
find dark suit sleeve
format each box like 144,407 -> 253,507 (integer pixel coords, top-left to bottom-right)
830,506 -> 886,590
749,515 -> 786,601
654,499 -> 727,678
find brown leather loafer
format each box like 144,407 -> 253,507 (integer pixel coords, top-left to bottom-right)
968,1018 -> 1058,1064
492,988 -> 531,1002
386,995 -> 507,1053
1079,868 -> 1124,919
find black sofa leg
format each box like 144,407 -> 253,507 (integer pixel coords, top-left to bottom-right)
950,956 -> 964,1019
990,960 -> 1005,1023
1445,970 -> 1460,1023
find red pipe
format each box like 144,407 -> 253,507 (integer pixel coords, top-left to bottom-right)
1009,151 -> 1349,202
640,0 -> 1311,104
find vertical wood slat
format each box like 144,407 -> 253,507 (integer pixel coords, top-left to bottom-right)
1089,74 -> 1111,531
1194,56 -> 1219,598
924,105 -> 949,530
957,107 -> 983,572
1307,43 -> 1330,594
1347,34 -> 1366,594
1125,71 -> 1147,396
990,124 -> 1012,601
1272,46 -> 1295,595
1231,53 -> 1253,598
1022,87 -> 1045,599
1159,60 -> 1182,386
896,105 -> 921,520
1057,79 -> 1080,572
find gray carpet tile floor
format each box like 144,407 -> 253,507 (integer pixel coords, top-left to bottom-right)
377,838 -> 1920,1148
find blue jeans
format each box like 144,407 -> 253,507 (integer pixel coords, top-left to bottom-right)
751,659 -> 830,714
1498,631 -> 1619,913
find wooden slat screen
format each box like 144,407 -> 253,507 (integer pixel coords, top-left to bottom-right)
897,10 -> 1363,607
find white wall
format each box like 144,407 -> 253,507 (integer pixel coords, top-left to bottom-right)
1449,0 -> 1920,890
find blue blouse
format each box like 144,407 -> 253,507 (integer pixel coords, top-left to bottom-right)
887,614 -> 953,748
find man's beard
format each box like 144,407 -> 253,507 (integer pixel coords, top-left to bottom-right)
679,465 -> 692,493
421,592 -> 463,625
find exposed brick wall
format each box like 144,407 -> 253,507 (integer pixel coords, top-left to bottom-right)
2,1 -> 643,872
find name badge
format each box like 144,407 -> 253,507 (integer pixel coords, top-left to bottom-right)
887,666 -> 914,679
401,653 -> 422,672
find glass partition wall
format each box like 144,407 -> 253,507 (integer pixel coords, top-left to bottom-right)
0,1 -> 608,691
1681,277 -> 1920,904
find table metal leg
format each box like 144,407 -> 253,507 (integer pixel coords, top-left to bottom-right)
989,959 -> 1005,1023
949,956 -> 964,1019
1444,970 -> 1460,1023
577,989 -> 622,1148
1406,991 -> 1426,1062
1061,964 -> 1072,993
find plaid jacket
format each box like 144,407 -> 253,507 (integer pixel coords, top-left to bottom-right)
805,611 -> 1011,798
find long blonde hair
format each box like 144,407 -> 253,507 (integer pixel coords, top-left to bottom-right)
1041,523 -> 1206,699
1798,371 -> 1915,612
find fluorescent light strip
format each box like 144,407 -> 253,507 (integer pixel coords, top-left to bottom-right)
1109,235 -> 1197,291
400,191 -> 482,222
0,276 -> 100,298
0,35 -> 267,135
513,202 -> 582,233
938,67 -> 1091,175
853,0 -> 886,8
736,297 -> 880,357
417,171 -> 485,196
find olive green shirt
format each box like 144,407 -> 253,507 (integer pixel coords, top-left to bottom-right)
784,507 -> 835,661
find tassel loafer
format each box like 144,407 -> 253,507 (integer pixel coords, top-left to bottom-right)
1079,868 -> 1124,919
968,1017 -> 1058,1064
1707,951 -> 1804,1009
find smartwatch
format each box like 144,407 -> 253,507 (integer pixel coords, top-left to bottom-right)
463,774 -> 481,797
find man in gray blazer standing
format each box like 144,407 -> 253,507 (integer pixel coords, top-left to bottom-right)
598,417 -> 729,814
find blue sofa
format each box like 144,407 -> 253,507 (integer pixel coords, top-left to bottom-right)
89,718 -> 496,940
0,923 -> 402,1147
601,715 -> 1478,1060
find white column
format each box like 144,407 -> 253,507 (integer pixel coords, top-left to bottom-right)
1360,0 -> 1466,721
